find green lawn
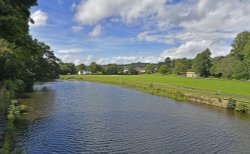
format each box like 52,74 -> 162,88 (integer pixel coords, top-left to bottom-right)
61,74 -> 250,97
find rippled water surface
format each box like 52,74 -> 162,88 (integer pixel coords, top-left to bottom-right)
16,80 -> 250,154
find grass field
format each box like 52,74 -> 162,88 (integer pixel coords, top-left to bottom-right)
61,74 -> 250,99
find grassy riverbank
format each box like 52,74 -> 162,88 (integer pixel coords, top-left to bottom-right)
61,74 -> 250,113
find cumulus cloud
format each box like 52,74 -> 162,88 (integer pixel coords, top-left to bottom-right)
68,0 -> 250,62
29,10 -> 48,27
89,25 -> 102,37
57,54 -> 161,65
74,0 -> 166,25
57,48 -> 83,54
161,40 -> 231,59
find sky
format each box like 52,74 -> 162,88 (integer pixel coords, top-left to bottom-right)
29,0 -> 250,65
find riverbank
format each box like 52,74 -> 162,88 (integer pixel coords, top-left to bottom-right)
0,80 -> 26,154
61,74 -> 250,113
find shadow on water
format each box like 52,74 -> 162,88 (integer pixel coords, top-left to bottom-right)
19,84 -> 56,123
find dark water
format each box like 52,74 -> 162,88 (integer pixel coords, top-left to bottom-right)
16,80 -> 250,154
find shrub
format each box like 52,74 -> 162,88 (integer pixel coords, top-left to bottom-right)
4,80 -> 25,97
236,102 -> 249,113
7,100 -> 21,122
227,98 -> 236,110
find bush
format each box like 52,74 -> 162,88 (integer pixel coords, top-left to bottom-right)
4,80 -> 25,97
227,98 -> 236,110
236,102 -> 249,113
7,100 -> 21,122
1,122 -> 16,154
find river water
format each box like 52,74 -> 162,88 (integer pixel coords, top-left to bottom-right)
16,80 -> 250,154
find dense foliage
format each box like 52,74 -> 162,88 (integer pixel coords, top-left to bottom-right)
0,0 -> 60,91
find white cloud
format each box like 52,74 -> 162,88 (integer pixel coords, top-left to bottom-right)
57,54 -> 161,65
68,0 -> 250,62
71,25 -> 83,32
57,48 -> 83,54
89,25 -> 102,37
161,40 -> 231,59
137,31 -> 174,44
29,10 -> 48,27
74,0 -> 166,25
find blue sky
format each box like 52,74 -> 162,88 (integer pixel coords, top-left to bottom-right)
29,0 -> 250,65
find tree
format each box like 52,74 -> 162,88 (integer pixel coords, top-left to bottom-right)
59,63 -> 76,75
0,39 -> 22,80
0,0 -> 37,42
158,64 -> 169,75
89,62 -> 102,73
165,57 -> 172,67
172,58 -> 191,75
231,59 -> 250,80
231,31 -> 250,60
242,40 -> 250,59
127,65 -> 138,75
210,56 -> 240,79
104,64 -> 119,75
145,64 -> 155,74
76,64 -> 85,72
192,48 -> 211,77
0,0 -> 60,91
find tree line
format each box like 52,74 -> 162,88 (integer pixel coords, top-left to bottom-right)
0,0 -> 60,91
61,31 -> 250,80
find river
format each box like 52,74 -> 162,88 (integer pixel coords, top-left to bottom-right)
15,80 -> 250,154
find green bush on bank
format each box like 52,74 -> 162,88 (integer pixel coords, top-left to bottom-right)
4,80 -> 25,98
1,99 -> 22,154
227,98 -> 236,110
236,102 -> 249,113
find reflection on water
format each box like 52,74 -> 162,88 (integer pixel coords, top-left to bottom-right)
16,80 -> 250,154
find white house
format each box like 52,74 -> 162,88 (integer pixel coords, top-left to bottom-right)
123,69 -> 129,74
138,69 -> 146,74
78,70 -> 92,75
186,72 -> 197,78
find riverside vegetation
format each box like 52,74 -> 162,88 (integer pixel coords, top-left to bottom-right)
0,80 -> 28,154
61,74 -> 250,113
0,1 -> 61,153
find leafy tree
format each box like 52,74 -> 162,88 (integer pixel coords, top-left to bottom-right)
242,40 -> 250,59
158,64 -> 169,75
210,56 -> 240,79
192,48 -> 211,77
0,0 -> 60,91
145,64 -> 155,74
104,64 -> 119,75
76,64 -> 86,72
59,63 -> 76,75
0,0 -> 37,42
164,57 -> 172,67
233,59 -> 250,80
172,58 -> 191,75
0,39 -> 22,80
127,65 -> 138,75
89,62 -> 102,73
231,31 -> 250,60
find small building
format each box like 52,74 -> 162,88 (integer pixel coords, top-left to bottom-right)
78,70 -> 92,75
123,69 -> 129,74
186,72 -> 197,78
138,69 -> 146,74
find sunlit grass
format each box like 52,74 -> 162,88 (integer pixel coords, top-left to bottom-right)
61,74 -> 250,97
